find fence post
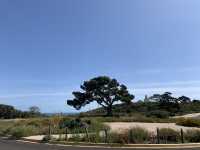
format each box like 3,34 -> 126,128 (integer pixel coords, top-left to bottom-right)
85,127 -> 90,142
48,123 -> 51,136
65,127 -> 68,141
104,128 -> 108,143
181,128 -> 184,143
129,129 -> 133,143
157,128 -> 160,144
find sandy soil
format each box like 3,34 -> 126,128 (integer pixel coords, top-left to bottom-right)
24,133 -> 95,141
0,119 -> 25,122
105,122 -> 200,134
173,113 -> 200,119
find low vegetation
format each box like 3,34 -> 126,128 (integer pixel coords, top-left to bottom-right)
0,104 -> 42,119
85,98 -> 200,118
0,117 -> 107,139
1,116 -> 200,144
159,128 -> 180,143
176,118 -> 200,127
185,129 -> 200,143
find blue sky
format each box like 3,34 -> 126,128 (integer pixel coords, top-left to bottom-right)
1,0 -> 200,113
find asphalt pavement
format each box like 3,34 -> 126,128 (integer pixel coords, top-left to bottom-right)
1,138 -> 200,150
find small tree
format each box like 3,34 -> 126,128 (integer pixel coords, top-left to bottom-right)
178,96 -> 191,104
150,92 -> 179,115
67,76 -> 134,116
29,106 -> 40,117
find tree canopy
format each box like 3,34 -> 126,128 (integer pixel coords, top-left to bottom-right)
0,104 -> 42,119
67,76 -> 134,116
149,92 -> 180,114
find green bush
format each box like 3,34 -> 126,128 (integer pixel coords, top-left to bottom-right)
128,127 -> 150,143
68,134 -> 83,142
90,133 -> 102,143
147,110 -> 170,118
0,127 -> 10,136
185,130 -> 200,142
42,135 -> 52,142
10,126 -> 38,139
108,127 -> 150,144
159,128 -> 180,143
108,132 -> 129,144
176,118 -> 200,127
0,120 -> 14,136
93,115 -> 174,123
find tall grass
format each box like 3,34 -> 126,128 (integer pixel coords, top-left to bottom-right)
176,118 -> 200,127
89,115 -> 175,123
128,127 -> 150,143
185,129 -> 200,142
108,127 -> 150,144
159,128 -> 180,143
10,126 -> 39,139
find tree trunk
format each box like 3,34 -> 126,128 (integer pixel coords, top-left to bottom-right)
106,105 -> 113,116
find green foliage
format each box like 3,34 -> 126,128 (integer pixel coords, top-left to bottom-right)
149,92 -> 180,115
3,117 -> 200,144
108,127 -> 150,144
67,76 -> 134,116
147,110 -> 170,118
85,94 -> 200,118
0,116 -> 107,139
28,106 -> 41,117
0,104 -> 21,119
0,118 -> 53,137
0,104 -> 42,119
185,129 -> 200,142
59,117 -> 105,134
176,118 -> 200,127
92,115 -> 174,123
10,126 -> 38,139
59,118 -> 88,129
0,120 -> 14,136
159,128 -> 180,143
68,134 -> 83,142
42,135 -> 52,142
128,127 -> 150,143
108,132 -> 129,144
88,133 -> 103,143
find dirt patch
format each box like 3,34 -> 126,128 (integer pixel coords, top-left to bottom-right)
173,113 -> 200,119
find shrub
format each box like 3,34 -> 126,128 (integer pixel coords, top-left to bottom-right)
108,127 -> 150,144
0,127 -> 10,136
26,120 -> 42,127
185,130 -> 200,142
89,133 -> 103,143
10,126 -> 38,139
68,134 -> 82,142
94,115 -> 174,123
108,132 -> 129,144
42,135 -> 52,142
176,118 -> 200,127
128,127 -> 150,143
0,121 -> 14,136
159,128 -> 180,143
147,110 -> 170,118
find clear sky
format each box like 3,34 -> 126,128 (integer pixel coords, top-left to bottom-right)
1,0 -> 200,113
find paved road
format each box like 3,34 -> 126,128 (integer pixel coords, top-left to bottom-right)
1,138 -> 200,150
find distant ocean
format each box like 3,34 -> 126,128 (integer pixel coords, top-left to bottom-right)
44,112 -> 78,116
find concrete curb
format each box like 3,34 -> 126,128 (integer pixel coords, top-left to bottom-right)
18,138 -> 200,149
